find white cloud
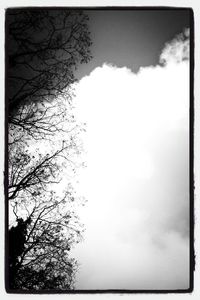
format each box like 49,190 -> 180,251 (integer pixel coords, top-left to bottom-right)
159,28 -> 189,65
71,29 -> 190,290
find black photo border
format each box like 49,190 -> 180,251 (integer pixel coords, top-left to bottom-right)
4,6 -> 195,294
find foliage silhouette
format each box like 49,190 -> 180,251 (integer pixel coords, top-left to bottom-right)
9,200 -> 79,290
7,8 -> 91,291
7,8 -> 92,122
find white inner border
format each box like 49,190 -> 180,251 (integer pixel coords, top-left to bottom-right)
0,1 -> 199,299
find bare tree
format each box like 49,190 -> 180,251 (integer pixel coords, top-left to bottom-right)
7,9 -> 92,120
8,91 -> 74,143
8,88 -> 84,203
9,190 -> 83,290
6,8 -> 90,291
7,70 -> 85,292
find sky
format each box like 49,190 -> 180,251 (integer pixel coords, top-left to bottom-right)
69,9 -> 190,290
76,9 -> 190,79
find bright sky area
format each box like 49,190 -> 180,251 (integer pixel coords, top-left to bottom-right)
70,10 -> 190,290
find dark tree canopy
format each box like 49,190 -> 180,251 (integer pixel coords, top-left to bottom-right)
7,95 -> 84,291
7,9 -> 92,117
8,196 -> 80,290
6,8 -> 91,292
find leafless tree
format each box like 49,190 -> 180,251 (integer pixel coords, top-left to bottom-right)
6,8 -> 90,291
9,190 -> 83,290
7,9 -> 92,121
8,91 -> 75,143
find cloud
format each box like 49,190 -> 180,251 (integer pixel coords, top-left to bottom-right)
159,28 -> 189,65
72,29 -> 190,290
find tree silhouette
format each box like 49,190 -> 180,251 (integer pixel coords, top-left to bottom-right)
9,192 -> 81,290
8,141 -> 77,201
6,8 -> 91,291
8,95 -> 72,142
7,92 -> 85,291
7,8 -> 92,121
9,217 -> 31,289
